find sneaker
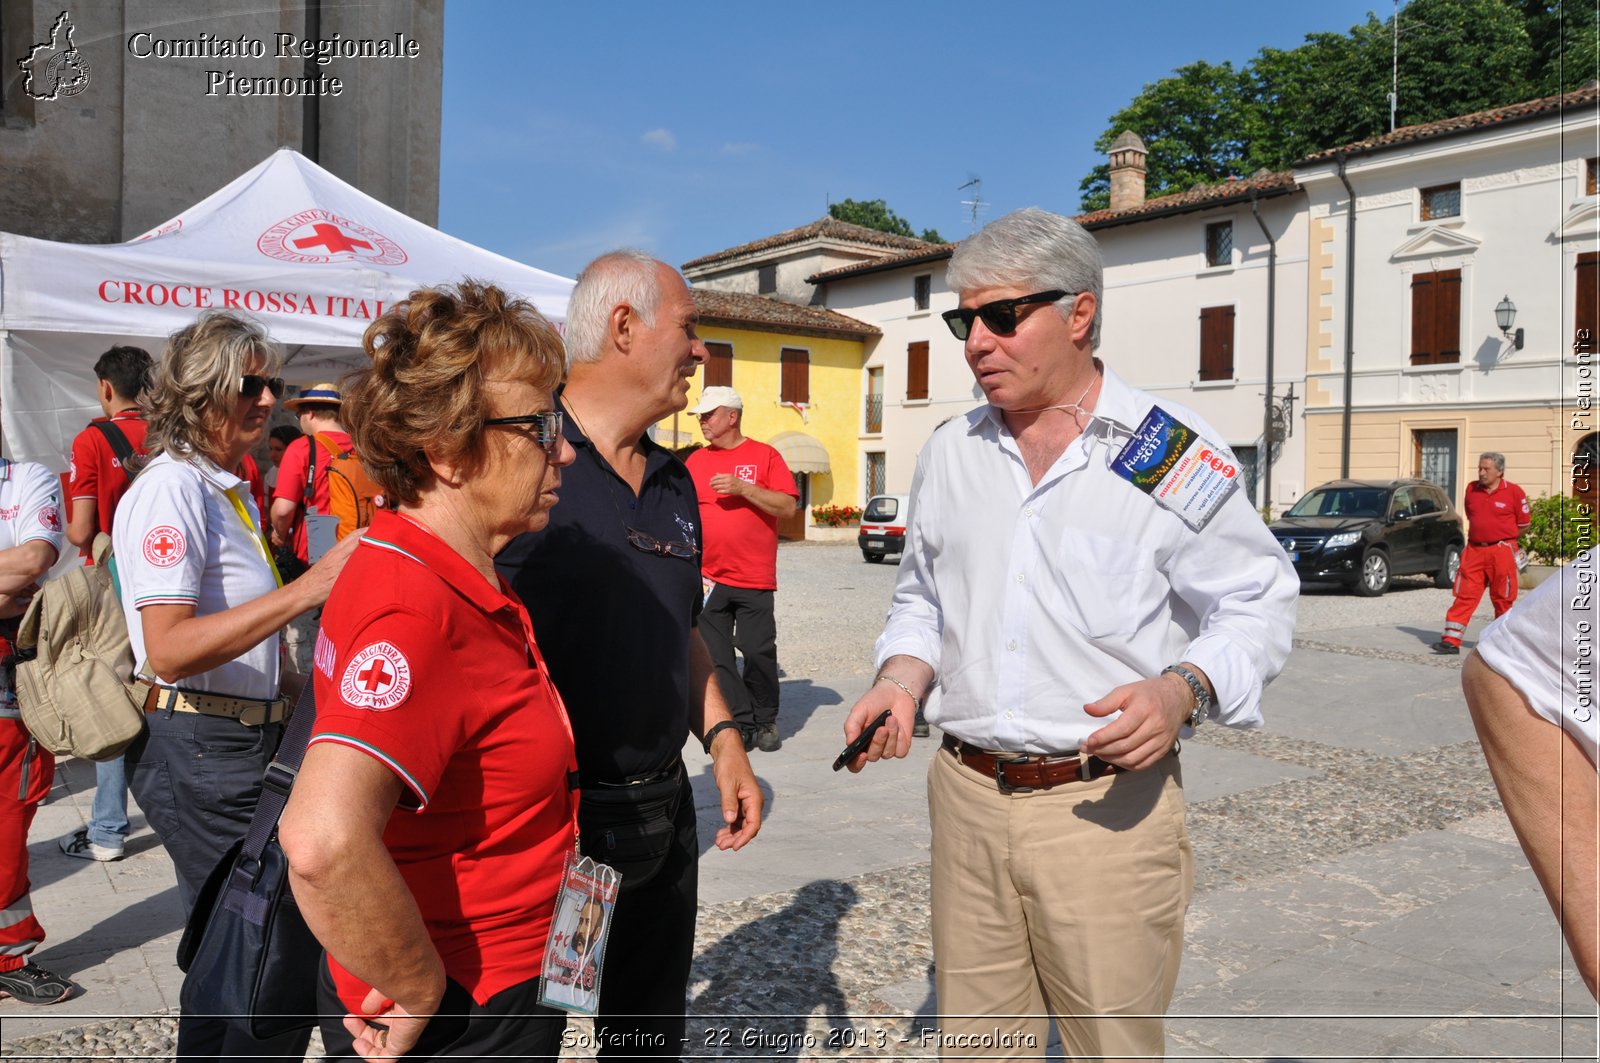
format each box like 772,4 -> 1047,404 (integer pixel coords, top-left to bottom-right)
0,962 -> 71,1005
59,829 -> 122,862
1431,641 -> 1460,655
756,724 -> 782,753
912,708 -> 930,739
741,728 -> 758,753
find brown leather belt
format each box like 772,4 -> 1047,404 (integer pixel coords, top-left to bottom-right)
142,683 -> 289,727
1469,539 -> 1517,547
942,733 -> 1119,793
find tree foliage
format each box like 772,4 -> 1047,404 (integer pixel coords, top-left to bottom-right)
1080,0 -> 1576,210
828,198 -> 944,244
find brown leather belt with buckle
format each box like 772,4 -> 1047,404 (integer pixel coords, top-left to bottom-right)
141,683 -> 289,727
942,733 -> 1118,793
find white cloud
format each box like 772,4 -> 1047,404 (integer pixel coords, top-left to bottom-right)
641,128 -> 677,151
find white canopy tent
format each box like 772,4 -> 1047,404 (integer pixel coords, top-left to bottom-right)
0,148 -> 574,469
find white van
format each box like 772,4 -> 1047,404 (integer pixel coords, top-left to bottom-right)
857,494 -> 911,563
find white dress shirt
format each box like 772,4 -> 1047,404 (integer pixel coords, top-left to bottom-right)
876,364 -> 1298,753
114,451 -> 280,699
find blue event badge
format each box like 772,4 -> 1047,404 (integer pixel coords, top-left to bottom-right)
1110,407 -> 1240,532
539,853 -> 620,1015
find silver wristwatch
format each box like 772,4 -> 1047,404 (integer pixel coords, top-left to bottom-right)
1161,664 -> 1211,728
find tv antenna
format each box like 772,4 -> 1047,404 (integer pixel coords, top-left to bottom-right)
1388,0 -> 1399,131
959,176 -> 984,234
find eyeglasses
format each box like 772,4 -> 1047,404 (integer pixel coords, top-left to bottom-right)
941,290 -> 1073,341
239,375 -> 286,400
626,527 -> 697,558
482,410 -> 564,454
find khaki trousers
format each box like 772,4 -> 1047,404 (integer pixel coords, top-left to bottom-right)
927,746 -> 1193,1061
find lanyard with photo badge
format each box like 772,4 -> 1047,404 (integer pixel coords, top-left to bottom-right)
538,853 -> 621,1015
1109,407 -> 1240,531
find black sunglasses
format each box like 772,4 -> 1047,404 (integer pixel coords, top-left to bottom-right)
482,410 -> 564,454
626,527 -> 697,559
941,290 -> 1073,341
239,375 -> 286,400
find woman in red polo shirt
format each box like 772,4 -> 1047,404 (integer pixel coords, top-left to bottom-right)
280,281 -> 577,1061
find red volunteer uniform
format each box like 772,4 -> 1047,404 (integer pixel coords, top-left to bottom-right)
686,438 -> 798,590
68,408 -> 148,561
272,431 -> 352,563
309,510 -> 578,1009
1442,479 -> 1532,645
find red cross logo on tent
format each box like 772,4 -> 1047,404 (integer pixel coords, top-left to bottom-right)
142,525 -> 186,567
257,208 -> 407,266
341,641 -> 412,711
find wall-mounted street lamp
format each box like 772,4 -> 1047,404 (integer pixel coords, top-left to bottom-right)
1495,295 -> 1525,351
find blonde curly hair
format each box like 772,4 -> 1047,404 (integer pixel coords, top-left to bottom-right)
145,311 -> 282,463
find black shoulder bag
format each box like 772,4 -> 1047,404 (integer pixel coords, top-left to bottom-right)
91,418 -> 146,482
175,679 -> 322,1038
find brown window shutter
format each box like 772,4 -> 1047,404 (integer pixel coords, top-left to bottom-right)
1198,306 -> 1232,381
780,348 -> 809,405
1436,269 -> 1461,363
703,342 -> 733,388
1578,252 -> 1599,350
1411,273 -> 1436,365
906,341 -> 929,400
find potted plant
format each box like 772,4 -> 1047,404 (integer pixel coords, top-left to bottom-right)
1521,493 -> 1597,588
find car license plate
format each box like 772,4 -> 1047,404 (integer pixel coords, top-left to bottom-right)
1287,550 -> 1299,563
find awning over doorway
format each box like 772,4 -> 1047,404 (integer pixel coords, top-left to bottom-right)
768,431 -> 830,474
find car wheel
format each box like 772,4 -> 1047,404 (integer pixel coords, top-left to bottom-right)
863,551 -> 885,564
1435,544 -> 1461,589
1354,548 -> 1391,597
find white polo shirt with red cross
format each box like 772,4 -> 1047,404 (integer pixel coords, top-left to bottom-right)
112,451 -> 279,699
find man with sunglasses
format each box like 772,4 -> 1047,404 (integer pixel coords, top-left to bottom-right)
842,208 -> 1296,1060
496,250 -> 761,1059
685,386 -> 799,754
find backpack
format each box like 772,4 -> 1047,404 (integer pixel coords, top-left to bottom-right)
310,434 -> 383,540
14,533 -> 144,760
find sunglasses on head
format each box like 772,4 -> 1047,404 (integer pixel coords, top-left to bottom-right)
941,290 -> 1073,341
482,410 -> 564,454
239,375 -> 286,399
626,527 -> 697,559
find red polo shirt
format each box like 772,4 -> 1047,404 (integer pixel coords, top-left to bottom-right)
310,509 -> 578,1007
272,430 -> 352,562
1463,479 -> 1531,544
68,408 -> 148,560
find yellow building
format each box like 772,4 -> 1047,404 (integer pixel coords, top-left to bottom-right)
653,288 -> 878,538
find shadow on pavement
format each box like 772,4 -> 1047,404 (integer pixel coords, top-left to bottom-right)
30,885 -> 184,980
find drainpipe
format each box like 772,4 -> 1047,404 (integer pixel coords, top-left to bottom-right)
302,0 -> 322,161
1249,186 -> 1278,516
1336,155 -> 1357,478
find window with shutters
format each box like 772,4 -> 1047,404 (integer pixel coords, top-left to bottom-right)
758,264 -> 777,295
1577,252 -> 1598,354
703,342 -> 732,389
1198,305 -> 1234,381
1410,269 -> 1462,365
906,341 -> 929,401
913,274 -> 932,311
1420,183 -> 1461,221
1587,158 -> 1597,197
780,347 -> 809,405
1205,222 -> 1232,268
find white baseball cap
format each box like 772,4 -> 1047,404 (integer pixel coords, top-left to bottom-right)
688,386 -> 743,415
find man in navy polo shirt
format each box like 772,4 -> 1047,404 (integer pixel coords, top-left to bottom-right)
497,250 -> 761,1059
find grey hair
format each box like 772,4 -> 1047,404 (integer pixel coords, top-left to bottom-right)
145,310 -> 282,463
945,207 -> 1104,350
1480,451 -> 1506,472
563,249 -> 665,364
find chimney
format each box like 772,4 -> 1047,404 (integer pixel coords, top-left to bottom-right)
1107,130 -> 1148,212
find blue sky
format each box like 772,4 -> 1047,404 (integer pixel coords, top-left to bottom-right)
440,1 -> 1390,279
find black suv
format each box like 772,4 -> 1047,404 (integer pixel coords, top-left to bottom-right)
1269,479 -> 1464,596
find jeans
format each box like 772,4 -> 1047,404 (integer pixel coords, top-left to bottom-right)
87,754 -> 130,851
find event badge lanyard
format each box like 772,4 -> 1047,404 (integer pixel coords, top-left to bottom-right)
1109,407 -> 1240,532
224,486 -> 285,588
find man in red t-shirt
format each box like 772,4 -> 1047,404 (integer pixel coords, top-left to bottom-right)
1434,451 -> 1532,654
271,382 -> 352,672
684,387 -> 799,752
58,345 -> 152,865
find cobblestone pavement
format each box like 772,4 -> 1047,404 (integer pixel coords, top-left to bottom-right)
7,542 -> 1592,1061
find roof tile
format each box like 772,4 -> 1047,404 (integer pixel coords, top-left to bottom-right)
690,288 -> 880,339
682,216 -> 933,271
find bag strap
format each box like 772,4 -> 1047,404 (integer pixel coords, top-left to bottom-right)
92,420 -> 137,483
230,677 -> 317,887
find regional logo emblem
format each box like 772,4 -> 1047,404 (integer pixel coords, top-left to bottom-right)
735,464 -> 757,482
257,209 -> 407,266
143,526 -> 185,567
17,12 -> 91,102
340,641 -> 413,711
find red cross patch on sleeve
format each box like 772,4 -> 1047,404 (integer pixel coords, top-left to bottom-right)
143,525 -> 186,567
340,641 -> 413,711
38,505 -> 61,532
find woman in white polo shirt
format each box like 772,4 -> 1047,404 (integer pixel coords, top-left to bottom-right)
114,310 -> 359,1060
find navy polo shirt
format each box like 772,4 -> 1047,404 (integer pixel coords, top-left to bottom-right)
496,395 -> 704,784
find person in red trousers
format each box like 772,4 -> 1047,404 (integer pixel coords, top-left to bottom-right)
1433,452 -> 1530,654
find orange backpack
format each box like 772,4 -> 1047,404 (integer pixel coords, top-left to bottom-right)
310,433 -> 383,539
